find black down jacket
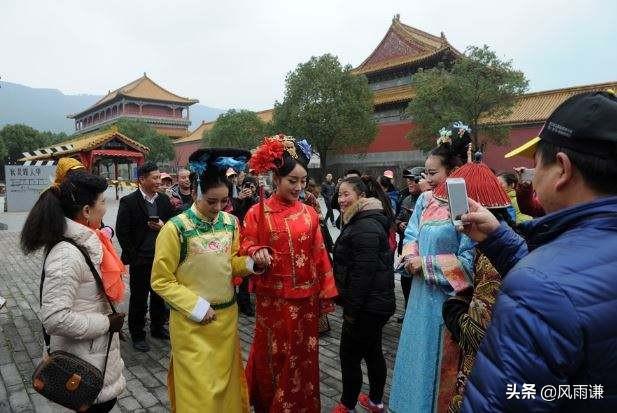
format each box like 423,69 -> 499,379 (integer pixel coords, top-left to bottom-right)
333,209 -> 396,320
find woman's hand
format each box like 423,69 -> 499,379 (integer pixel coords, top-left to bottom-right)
108,312 -> 126,333
404,257 -> 423,275
252,248 -> 272,267
201,308 -> 216,324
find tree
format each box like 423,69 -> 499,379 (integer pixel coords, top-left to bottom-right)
273,54 -> 378,175
0,124 -> 49,163
407,45 -> 529,151
0,135 -> 6,161
113,119 -> 175,163
39,130 -> 69,147
203,109 -> 269,149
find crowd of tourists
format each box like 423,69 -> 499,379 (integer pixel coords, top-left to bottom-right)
19,90 -> 617,412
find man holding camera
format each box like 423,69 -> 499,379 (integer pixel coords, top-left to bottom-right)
232,175 -> 259,316
116,161 -> 175,352
460,91 -> 617,412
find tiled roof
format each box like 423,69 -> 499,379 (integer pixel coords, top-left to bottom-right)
352,16 -> 460,76
69,74 -> 198,118
173,120 -> 215,144
173,109 -> 274,145
373,84 -> 415,106
481,81 -> 617,126
18,127 -> 149,162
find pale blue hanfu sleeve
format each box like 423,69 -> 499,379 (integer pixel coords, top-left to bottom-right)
420,231 -> 475,296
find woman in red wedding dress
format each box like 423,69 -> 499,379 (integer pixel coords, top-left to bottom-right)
241,134 -> 338,413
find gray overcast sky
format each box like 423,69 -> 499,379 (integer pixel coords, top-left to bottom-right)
2,0 -> 616,111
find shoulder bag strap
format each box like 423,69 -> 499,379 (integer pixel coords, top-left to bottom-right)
40,237 -> 117,375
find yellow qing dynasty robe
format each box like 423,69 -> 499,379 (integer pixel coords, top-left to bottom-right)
151,206 -> 254,413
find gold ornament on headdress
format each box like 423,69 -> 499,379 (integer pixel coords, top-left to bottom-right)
281,135 -> 298,159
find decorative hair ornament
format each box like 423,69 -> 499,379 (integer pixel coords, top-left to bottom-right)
437,127 -> 452,146
188,160 -> 207,200
296,139 -> 312,162
249,134 -> 308,174
452,121 -> 472,135
214,156 -> 247,172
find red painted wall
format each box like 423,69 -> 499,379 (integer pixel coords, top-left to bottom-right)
483,125 -> 540,172
142,105 -> 176,118
175,141 -> 202,166
366,121 -> 415,152
366,120 -> 538,172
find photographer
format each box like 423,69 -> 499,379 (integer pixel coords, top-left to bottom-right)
461,91 -> 617,412
231,175 -> 259,316
232,176 -> 259,224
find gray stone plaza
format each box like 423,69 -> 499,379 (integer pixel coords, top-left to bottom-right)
0,192 -> 405,412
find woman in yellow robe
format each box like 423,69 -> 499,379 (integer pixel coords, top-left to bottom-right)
151,148 -> 260,413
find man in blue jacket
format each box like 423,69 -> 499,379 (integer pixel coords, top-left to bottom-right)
459,91 -> 617,412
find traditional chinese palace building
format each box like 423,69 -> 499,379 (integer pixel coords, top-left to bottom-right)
68,74 -> 198,139
171,15 -> 615,175
327,15 -> 617,175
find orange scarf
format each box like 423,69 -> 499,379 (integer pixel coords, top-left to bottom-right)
95,230 -> 126,303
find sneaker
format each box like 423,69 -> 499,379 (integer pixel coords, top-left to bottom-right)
358,393 -> 384,413
331,403 -> 355,413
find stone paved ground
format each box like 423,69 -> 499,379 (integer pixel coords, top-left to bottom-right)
0,196 -> 406,412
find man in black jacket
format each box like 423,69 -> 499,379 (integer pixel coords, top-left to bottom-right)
116,162 -> 174,352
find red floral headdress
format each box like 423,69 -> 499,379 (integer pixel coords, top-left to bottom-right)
249,134 -> 291,174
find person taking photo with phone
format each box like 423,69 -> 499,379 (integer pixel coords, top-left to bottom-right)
389,122 -> 475,413
459,91 -> 617,413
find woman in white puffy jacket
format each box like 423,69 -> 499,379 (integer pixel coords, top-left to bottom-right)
21,171 -> 126,412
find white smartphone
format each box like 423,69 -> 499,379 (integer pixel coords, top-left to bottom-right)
446,178 -> 469,226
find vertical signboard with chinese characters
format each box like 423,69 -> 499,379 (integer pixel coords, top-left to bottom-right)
4,165 -> 56,212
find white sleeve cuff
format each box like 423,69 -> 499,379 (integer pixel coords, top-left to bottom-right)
189,297 -> 210,322
246,257 -> 264,274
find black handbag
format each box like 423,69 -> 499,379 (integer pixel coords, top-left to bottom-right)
32,238 -> 117,412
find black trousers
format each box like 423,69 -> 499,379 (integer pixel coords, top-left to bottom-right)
324,199 -> 335,224
339,313 -> 388,408
400,276 -> 412,311
237,277 -> 252,309
83,398 -> 117,412
128,259 -> 168,341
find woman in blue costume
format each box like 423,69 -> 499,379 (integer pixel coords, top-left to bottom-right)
389,123 -> 475,413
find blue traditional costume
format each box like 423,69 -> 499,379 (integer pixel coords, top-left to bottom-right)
389,123 -> 476,413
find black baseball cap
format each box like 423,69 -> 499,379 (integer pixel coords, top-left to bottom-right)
505,90 -> 617,159
403,166 -> 424,181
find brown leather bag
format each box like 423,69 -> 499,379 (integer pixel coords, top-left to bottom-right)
32,238 -> 117,412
